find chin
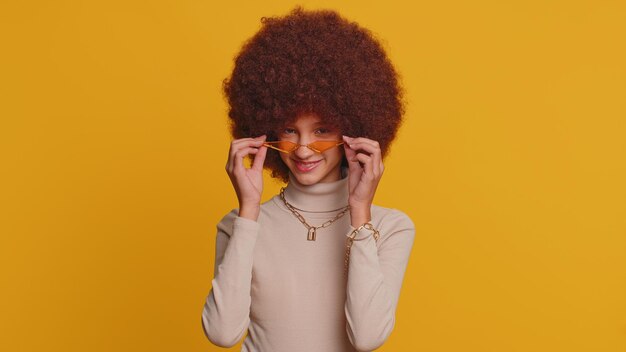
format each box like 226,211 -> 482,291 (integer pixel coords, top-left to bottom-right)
290,166 -> 341,185
285,158 -> 342,184
291,173 -> 321,185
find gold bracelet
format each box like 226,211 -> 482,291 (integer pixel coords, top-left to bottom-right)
344,222 -> 380,276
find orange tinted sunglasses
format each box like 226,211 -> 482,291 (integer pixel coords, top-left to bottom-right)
263,140 -> 344,154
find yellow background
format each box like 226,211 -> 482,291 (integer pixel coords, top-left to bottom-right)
1,0 -> 625,351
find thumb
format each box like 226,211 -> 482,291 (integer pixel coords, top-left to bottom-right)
252,144 -> 267,171
343,141 -> 359,169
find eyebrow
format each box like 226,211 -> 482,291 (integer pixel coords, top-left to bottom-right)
313,121 -> 337,127
282,121 -> 334,128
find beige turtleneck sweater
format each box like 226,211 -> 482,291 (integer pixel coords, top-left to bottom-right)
201,172 -> 415,352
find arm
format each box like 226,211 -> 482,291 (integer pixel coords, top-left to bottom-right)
344,209 -> 415,351
201,209 -> 260,347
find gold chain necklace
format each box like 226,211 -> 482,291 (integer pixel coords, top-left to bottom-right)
279,187 -> 350,241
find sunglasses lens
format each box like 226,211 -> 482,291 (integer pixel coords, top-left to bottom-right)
265,140 -> 341,153
277,141 -> 298,152
308,141 -> 340,153
265,141 -> 298,153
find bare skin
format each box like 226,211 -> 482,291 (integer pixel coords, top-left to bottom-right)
225,119 -> 384,228
224,134 -> 267,220
342,135 -> 384,228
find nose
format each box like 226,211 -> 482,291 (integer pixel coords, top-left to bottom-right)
293,139 -> 316,159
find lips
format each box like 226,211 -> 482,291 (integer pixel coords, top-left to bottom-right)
293,159 -> 322,172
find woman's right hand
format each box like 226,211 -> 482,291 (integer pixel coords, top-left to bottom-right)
225,135 -> 268,220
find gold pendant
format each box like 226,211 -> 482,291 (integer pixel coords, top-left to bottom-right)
307,227 -> 317,241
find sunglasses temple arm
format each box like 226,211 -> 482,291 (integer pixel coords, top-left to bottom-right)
262,143 -> 289,154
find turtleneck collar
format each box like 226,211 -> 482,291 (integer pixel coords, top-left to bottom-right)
280,169 -> 349,212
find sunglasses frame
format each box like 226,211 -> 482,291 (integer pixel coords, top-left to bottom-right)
263,140 -> 344,154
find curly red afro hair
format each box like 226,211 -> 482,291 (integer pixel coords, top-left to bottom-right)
223,6 -> 405,183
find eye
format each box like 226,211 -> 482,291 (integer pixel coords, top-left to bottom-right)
314,127 -> 331,134
283,127 -> 296,134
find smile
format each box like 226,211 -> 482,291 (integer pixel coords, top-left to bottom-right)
293,159 -> 322,172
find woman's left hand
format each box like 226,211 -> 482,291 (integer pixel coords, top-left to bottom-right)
342,135 -> 384,228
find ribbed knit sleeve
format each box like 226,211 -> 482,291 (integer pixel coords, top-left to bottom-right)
201,210 -> 260,347
344,209 -> 415,351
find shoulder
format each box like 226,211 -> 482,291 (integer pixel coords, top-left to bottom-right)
216,209 -> 239,235
371,205 -> 416,246
372,205 -> 415,230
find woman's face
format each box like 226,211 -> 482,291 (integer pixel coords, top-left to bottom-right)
277,113 -> 344,185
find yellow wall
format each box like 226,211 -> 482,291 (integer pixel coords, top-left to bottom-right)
1,1 -> 625,351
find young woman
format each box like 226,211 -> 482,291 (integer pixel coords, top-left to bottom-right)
202,7 -> 415,352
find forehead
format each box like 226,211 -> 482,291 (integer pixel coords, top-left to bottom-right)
284,113 -> 337,128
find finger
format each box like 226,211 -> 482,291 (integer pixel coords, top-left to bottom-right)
230,136 -> 266,151
229,136 -> 266,161
229,138 -> 255,153
252,145 -> 267,171
228,148 -> 258,175
343,141 -> 356,159
343,142 -> 361,174
227,135 -> 265,175
354,153 -> 375,181
343,136 -> 379,148
232,147 -> 261,175
230,134 -> 266,150
344,142 -> 382,175
344,141 -> 380,154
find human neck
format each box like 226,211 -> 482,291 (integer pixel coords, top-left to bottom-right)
282,170 -> 349,212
